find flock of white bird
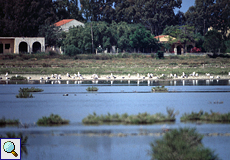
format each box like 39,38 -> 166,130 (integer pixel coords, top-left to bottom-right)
1,71 -> 229,81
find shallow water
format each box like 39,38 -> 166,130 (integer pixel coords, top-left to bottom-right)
0,80 -> 230,160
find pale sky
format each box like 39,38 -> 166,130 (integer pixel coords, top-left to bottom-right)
174,0 -> 196,13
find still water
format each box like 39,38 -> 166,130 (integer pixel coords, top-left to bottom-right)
0,79 -> 230,160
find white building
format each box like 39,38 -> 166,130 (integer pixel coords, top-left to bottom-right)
54,19 -> 84,32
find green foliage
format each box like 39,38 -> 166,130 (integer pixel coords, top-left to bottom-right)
20,87 -> 44,92
82,108 -> 177,124
64,44 -> 81,56
150,128 -> 219,160
152,86 -> 168,92
86,86 -> 98,91
156,51 -> 164,59
10,76 -> 27,80
16,88 -> 33,98
37,114 -> 69,125
181,110 -> 230,123
0,117 -> 19,125
203,30 -> 222,55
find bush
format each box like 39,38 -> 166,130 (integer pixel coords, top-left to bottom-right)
10,76 -> 27,80
16,88 -> 33,98
157,50 -> 164,59
20,87 -> 43,92
37,114 -> 69,125
64,45 -> 81,56
150,128 -> 219,160
86,86 -> 98,91
152,86 -> 168,92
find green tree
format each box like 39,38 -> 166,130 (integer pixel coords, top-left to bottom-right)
150,128 -> 219,160
163,25 -> 200,52
203,30 -> 222,56
38,25 -> 62,47
0,0 -> 56,37
53,0 -> 84,22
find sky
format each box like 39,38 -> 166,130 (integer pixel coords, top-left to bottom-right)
174,0 -> 196,13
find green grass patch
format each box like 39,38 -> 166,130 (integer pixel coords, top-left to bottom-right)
86,86 -> 98,91
0,117 -> 19,125
152,86 -> 168,92
37,114 -> 70,126
82,108 -> 177,124
180,110 -> 230,123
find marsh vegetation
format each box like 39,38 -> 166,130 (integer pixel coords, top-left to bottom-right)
0,117 -> 19,125
180,110 -> 230,123
82,108 -> 177,124
151,86 -> 168,92
86,86 -> 98,91
16,87 -> 43,98
36,114 -> 70,125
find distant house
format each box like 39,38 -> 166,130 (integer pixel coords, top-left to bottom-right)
0,37 -> 45,54
54,19 -> 84,32
155,35 -> 195,55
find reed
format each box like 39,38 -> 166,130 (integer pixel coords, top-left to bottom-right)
37,114 -> 70,125
0,117 -> 19,125
82,108 -> 177,124
180,110 -> 230,123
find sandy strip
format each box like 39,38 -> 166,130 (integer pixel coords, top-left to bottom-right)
1,73 -> 230,81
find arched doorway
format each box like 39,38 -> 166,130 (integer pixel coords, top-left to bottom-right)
19,42 -> 28,53
187,45 -> 193,53
32,42 -> 41,53
177,46 -> 182,55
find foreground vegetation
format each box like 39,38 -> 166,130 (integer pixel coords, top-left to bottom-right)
82,108 -> 178,124
0,117 -> 19,125
181,110 -> 230,123
1,54 -> 230,77
150,128 -> 219,160
37,114 -> 70,125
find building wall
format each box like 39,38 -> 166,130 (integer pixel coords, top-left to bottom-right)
0,38 -> 15,54
14,37 -> 45,53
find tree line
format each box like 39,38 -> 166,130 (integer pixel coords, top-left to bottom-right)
0,0 -> 229,54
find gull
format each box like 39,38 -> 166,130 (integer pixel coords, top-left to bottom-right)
5,72 -> 8,77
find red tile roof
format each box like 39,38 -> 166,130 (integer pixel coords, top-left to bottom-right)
154,35 -> 167,39
54,19 -> 75,27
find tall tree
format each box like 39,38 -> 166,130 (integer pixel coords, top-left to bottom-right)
185,0 -> 215,36
53,0 -> 84,22
0,0 -> 56,37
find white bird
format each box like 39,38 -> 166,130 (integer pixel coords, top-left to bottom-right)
67,73 -> 70,77
5,72 -> 8,77
51,74 -> 55,78
40,77 -> 43,80
15,74 -> 18,77
128,74 -> 130,78
27,77 -> 31,80
78,72 -> 81,77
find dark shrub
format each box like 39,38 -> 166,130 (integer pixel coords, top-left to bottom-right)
157,50 -> 164,59
64,45 -> 81,56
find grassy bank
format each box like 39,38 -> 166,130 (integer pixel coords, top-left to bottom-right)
82,108 -> 178,124
0,53 -> 230,77
180,110 -> 230,123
